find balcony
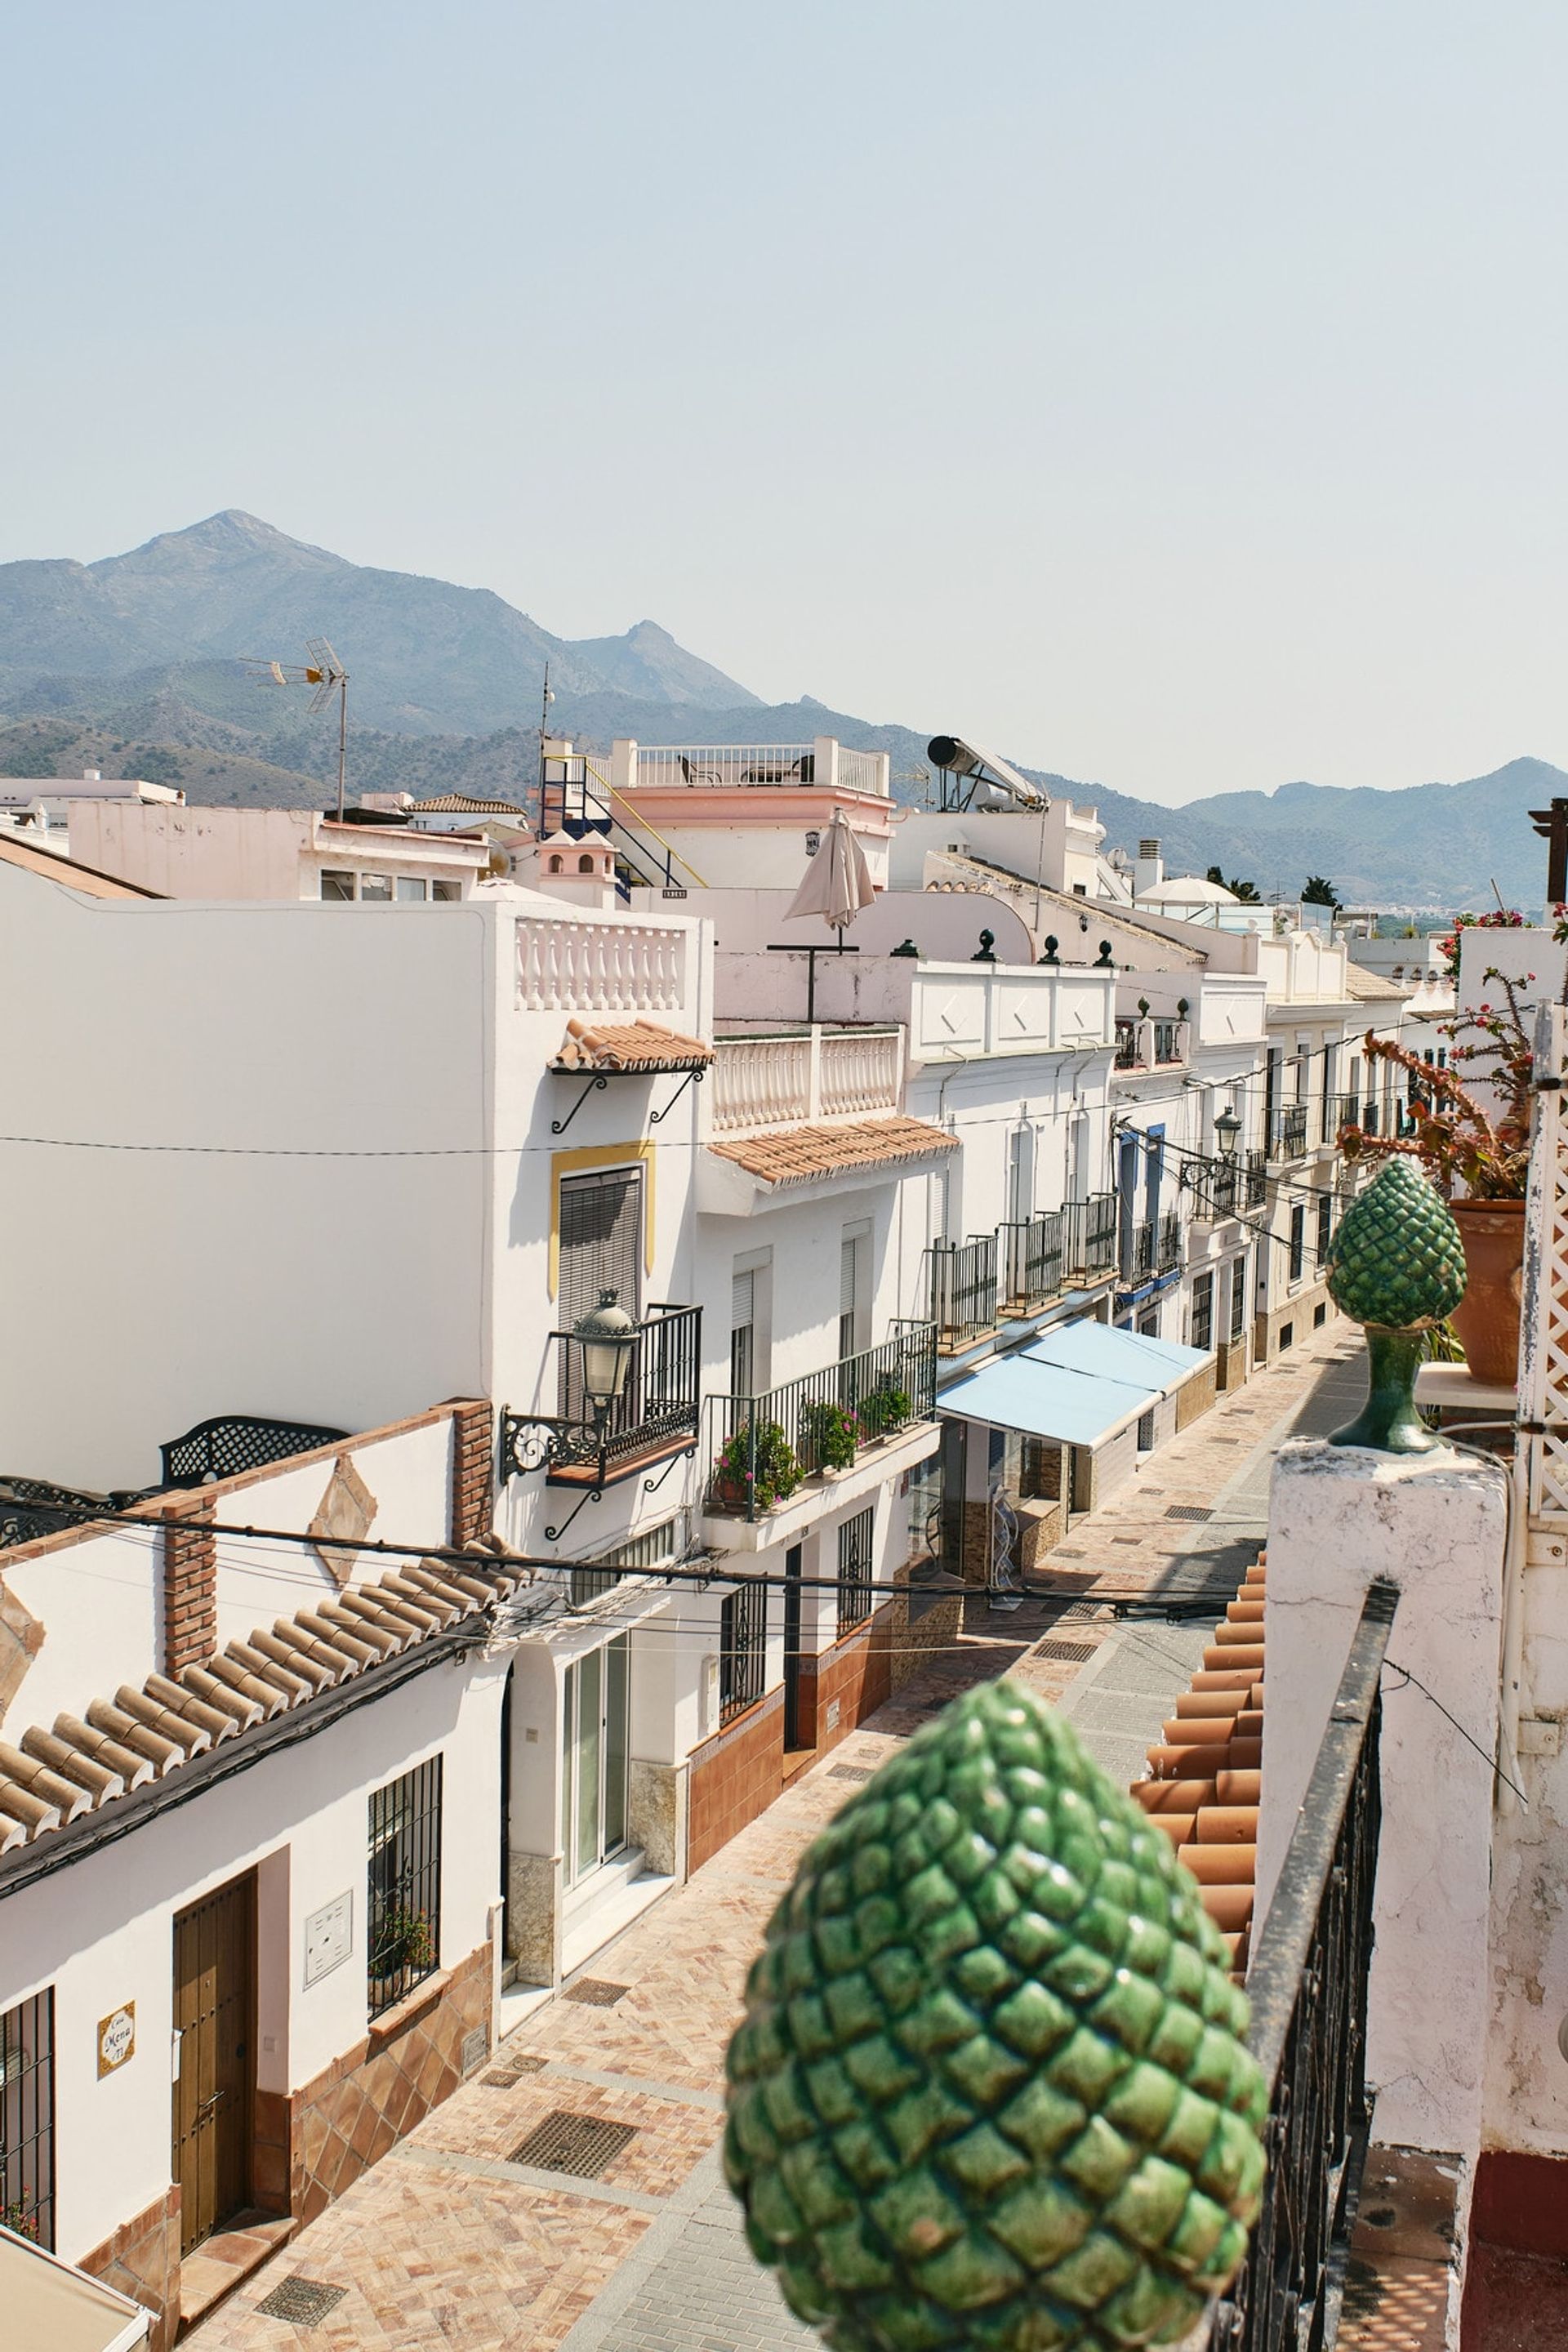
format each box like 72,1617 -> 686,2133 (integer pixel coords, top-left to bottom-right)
1112,1016 -> 1191,1073
711,1027 -> 902,1134
1245,1148 -> 1268,1207
706,1325 -> 938,1522
925,1195 -> 1119,1347
924,1234 -> 999,1350
502,1304 -> 703,1490
1267,1103 -> 1308,1161
1125,1209 -> 1183,1284
1333,1091 -> 1362,1137
614,738 -> 889,798
515,914 -> 689,1015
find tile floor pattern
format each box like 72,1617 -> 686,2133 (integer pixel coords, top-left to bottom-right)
186,1323 -> 1363,2352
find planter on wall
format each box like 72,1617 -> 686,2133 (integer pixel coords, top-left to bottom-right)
1450,1197 -> 1526,1387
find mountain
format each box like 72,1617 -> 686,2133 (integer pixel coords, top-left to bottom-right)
0,511 -> 1557,907
0,510 -> 759,733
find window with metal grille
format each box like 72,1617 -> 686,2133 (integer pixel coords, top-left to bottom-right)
719,1579 -> 767,1723
837,1505 -> 875,1636
1136,1410 -> 1156,1451
1229,1251 -> 1248,1342
367,1757 -> 443,2019
1290,1204 -> 1307,1284
0,1989 -> 54,2248
1316,1196 -> 1333,1267
1190,1271 -> 1214,1353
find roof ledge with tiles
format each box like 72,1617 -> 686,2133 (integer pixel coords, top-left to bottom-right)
550,1016 -> 713,1073
699,1114 -> 960,1212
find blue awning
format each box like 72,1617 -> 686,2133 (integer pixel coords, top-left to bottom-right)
938,1355 -> 1156,1450
1022,1320 -> 1210,1396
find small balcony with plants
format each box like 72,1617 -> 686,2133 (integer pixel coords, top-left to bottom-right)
703,1324 -> 938,1530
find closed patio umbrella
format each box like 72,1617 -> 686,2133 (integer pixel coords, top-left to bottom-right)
785,808 -> 875,934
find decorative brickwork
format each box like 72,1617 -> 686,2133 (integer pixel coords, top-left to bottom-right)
79,2185 -> 181,2352
289,1941 -> 492,2228
161,1497 -> 216,1677
448,1400 -> 493,1549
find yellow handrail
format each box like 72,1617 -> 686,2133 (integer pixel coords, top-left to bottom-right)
582,760 -> 710,890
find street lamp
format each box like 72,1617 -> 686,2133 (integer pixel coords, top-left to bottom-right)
1214,1108 -> 1241,1158
574,1290 -> 638,1429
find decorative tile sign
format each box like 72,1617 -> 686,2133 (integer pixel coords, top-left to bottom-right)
304,1891 -> 353,1987
97,2002 -> 136,2077
308,1454 -> 377,1587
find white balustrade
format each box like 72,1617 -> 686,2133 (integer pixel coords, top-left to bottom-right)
819,1027 -> 902,1117
515,917 -> 685,1013
711,1028 -> 903,1132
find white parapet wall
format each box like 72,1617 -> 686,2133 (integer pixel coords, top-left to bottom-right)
1258,1437 -> 1508,2159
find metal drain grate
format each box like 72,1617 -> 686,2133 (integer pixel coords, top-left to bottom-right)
483,2053 -> 548,2086
461,2026 -> 490,2074
1032,1637 -> 1097,1664
510,2109 -> 638,2178
829,1763 -> 875,1783
1165,1503 -> 1214,1522
564,1978 -> 629,2007
255,2276 -> 349,2328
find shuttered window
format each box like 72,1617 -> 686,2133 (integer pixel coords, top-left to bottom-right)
559,1169 -> 643,1419
731,1267 -> 755,1397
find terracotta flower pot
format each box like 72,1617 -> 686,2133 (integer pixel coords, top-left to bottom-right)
1450,1197 -> 1526,1386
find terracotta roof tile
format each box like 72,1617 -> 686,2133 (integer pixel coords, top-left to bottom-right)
551,1017 -> 713,1072
0,1558 -> 518,1856
1343,962 -> 1413,1002
710,1115 -> 959,1187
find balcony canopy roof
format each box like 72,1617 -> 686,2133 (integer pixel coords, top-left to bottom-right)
939,1318 -> 1210,1449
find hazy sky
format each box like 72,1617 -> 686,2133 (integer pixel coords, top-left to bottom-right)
2,2 -> 1565,805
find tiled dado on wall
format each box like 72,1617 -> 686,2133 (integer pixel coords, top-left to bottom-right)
290,1940 -> 492,2225
80,2185 -> 181,2352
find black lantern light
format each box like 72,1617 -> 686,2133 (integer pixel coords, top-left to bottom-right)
1214,1107 -> 1241,1158
575,1288 -> 637,1427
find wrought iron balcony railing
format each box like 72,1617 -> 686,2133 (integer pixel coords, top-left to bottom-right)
706,1324 -> 938,1522
159,1414 -> 349,1490
504,1304 -> 703,1490
924,1234 -> 1000,1348
1206,1580 -> 1392,2352
1063,1191 -> 1119,1280
1125,1209 -> 1183,1283
1000,1210 -> 1065,1312
1114,1018 -> 1140,1070
1245,1148 -> 1268,1207
1267,1103 -> 1309,1160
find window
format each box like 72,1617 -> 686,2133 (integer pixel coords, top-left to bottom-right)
1289,1205 -> 1306,1283
562,1636 -> 629,1885
570,1514 -> 681,1608
1316,1196 -> 1333,1268
433,878 -> 461,902
1229,1251 -> 1248,1343
1190,1270 -> 1214,1353
395,875 -> 429,902
1136,1409 -> 1156,1451
731,1267 -> 755,1398
577,852 -> 596,875
906,1450 -> 944,1560
0,1989 -> 54,2248
368,1757 -> 443,2018
1279,1321 -> 1295,1352
1006,1125 -> 1033,1226
359,872 -> 393,902
719,1579 -> 767,1723
837,1506 -> 875,1636
559,1169 -> 644,1421
1313,1302 -> 1327,1328
1020,1438 -> 1062,1502
319,868 -> 356,901
840,1225 -> 870,1360
548,854 -> 564,874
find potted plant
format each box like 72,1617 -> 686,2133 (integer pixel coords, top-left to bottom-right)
857,1379 -> 912,1441
1339,967 -> 1533,1381
371,1906 -> 434,2000
798,1397 -> 861,1476
713,1419 -> 802,1513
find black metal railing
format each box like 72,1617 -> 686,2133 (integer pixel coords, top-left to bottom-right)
1000,1209 -> 1065,1310
1207,1160 -> 1240,1218
502,1303 -> 704,1485
1334,1092 -> 1361,1136
1245,1149 -> 1268,1207
1361,1101 -> 1380,1138
0,1472 -> 154,1550
368,1754 -> 443,2020
1125,1209 -> 1183,1284
1064,1192 -> 1119,1280
1159,1207 -> 1183,1269
1207,1580 -> 1394,2352
706,1324 -> 938,1522
1267,1104 -> 1309,1160
1114,1018 -> 1140,1070
719,1578 -> 768,1722
836,1505 -> 876,1636
0,1989 -> 54,2248
924,1235 -> 1000,1346
160,1414 -> 349,1489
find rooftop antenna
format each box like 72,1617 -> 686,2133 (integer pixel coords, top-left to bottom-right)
243,638 -> 350,817
537,662 -> 555,833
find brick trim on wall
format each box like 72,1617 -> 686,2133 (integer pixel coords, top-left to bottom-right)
448,1400 -> 493,1549
78,2184 -> 181,2352
162,1497 -> 216,1677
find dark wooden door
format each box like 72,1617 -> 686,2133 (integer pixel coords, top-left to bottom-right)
782,1544 -> 804,1749
172,1872 -> 255,2252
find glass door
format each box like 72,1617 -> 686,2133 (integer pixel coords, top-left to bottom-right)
562,1637 -> 630,1889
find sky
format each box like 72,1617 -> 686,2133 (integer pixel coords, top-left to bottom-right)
2,1 -> 1566,806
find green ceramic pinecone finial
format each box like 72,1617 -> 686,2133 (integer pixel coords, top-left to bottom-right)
725,1681 -> 1267,2352
1324,1158 -> 1468,1453
1325,1157 -> 1466,1332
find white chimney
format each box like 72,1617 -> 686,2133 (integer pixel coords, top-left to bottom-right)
82,769 -> 101,783
1134,837 -> 1164,897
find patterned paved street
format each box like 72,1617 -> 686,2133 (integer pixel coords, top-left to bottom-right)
188,1321 -> 1361,2351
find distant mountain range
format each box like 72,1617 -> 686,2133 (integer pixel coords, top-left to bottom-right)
0,510 -> 1556,908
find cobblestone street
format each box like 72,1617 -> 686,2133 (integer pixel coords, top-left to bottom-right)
187,1321 -> 1361,2352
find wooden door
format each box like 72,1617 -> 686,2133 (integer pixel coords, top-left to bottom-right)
172,1873 -> 255,2252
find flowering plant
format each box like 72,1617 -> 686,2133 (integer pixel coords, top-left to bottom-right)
857,1380 -> 913,1439
715,1419 -> 801,1512
1339,968 -> 1534,1200
1437,906 -> 1526,982
799,1397 -> 861,1474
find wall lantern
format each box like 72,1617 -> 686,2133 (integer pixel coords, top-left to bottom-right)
575,1289 -> 637,1427
1214,1107 -> 1242,1158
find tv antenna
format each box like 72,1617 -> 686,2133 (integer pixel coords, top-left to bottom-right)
243,637 -> 350,817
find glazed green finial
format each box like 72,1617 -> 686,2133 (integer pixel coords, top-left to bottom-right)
725,1682 -> 1267,2351
1324,1158 -> 1467,1453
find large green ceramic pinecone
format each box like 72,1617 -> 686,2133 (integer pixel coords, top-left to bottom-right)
1325,1156 -> 1466,1330
725,1682 -> 1267,2352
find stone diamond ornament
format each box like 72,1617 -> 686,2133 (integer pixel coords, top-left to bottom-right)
1324,1159 -> 1467,1453
725,1682 -> 1267,2351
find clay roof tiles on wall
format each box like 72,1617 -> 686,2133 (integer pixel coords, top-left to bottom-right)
710,1114 -> 960,1187
550,1017 -> 714,1072
0,1557 -> 518,1856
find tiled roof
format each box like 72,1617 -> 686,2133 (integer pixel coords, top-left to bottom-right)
710,1115 -> 959,1187
0,833 -> 163,900
412,795 -> 530,817
1132,1551 -> 1265,1978
551,1018 -> 714,1072
0,1557 -> 518,1855
1343,962 -> 1414,1002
